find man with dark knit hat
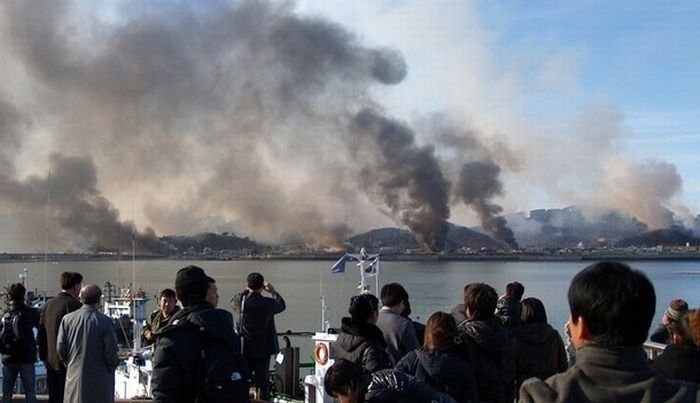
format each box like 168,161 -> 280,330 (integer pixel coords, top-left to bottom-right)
231,272 -> 286,401
151,266 -> 249,403
650,298 -> 689,344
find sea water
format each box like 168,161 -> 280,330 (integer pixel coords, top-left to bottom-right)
2,259 -> 699,358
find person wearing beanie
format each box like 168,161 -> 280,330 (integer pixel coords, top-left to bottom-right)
230,272 -> 286,401
650,298 -> 689,344
334,293 -> 392,373
152,266 -> 249,403
652,309 -> 700,383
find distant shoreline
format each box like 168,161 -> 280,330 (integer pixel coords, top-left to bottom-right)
2,252 -> 700,264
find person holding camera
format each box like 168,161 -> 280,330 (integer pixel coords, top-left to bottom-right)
231,272 -> 286,401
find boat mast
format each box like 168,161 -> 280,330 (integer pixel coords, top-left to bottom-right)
44,165 -> 51,295
131,190 -> 140,350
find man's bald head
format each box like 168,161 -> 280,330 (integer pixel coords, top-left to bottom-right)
80,284 -> 103,305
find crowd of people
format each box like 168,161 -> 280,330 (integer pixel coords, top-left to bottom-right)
324,262 -> 700,403
0,266 -> 286,403
1,261 -> 699,402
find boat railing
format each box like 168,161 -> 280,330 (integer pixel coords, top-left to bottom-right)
643,340 -> 666,360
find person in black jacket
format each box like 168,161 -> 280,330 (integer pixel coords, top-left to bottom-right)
495,281 -> 524,328
152,266 -> 249,403
324,358 -> 458,403
334,293 -> 392,373
652,309 -> 700,383
456,283 -> 515,403
512,297 -> 567,392
231,272 -> 286,401
37,271 -> 83,403
396,311 -> 477,403
1,283 -> 40,403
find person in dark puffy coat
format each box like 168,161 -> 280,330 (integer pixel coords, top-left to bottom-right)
495,281 -> 524,328
152,266 -> 249,403
512,297 -> 567,391
652,309 -> 700,383
457,283 -> 515,403
334,293 -> 392,373
324,358 -> 458,403
396,312 -> 477,403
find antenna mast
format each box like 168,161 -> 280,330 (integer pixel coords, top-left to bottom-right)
44,165 -> 51,294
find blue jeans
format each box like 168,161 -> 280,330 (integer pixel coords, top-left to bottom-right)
2,362 -> 37,403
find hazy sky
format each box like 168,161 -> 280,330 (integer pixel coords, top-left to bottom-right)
0,1 -> 698,252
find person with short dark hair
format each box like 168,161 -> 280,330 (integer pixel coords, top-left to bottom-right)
1,283 -> 40,403
58,284 -> 118,402
457,283 -> 515,403
650,298 -> 689,344
142,288 -> 180,346
376,282 -> 420,364
231,272 -> 285,401
324,358 -> 459,403
512,297 -> 567,393
496,281 -> 525,328
334,293 -> 392,373
395,312 -> 477,402
652,309 -> 700,383
205,277 -> 219,307
37,271 -> 83,403
153,266 -> 249,403
520,261 -> 700,402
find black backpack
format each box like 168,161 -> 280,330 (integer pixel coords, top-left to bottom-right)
183,309 -> 250,403
0,309 -> 21,355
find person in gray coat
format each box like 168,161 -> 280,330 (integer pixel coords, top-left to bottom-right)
519,262 -> 700,403
376,283 -> 419,365
58,284 -> 119,403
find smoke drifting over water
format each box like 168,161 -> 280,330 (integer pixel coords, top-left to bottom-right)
0,1 -> 691,252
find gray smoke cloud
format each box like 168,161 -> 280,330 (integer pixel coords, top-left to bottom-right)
0,152 -> 165,253
4,0 -> 680,253
0,0 -> 447,251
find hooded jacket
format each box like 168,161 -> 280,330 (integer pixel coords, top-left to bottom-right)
395,347 -> 478,403
520,345 -> 700,403
458,316 -> 515,403
652,344 -> 700,383
151,303 -> 249,403
513,322 -> 567,384
495,296 -> 521,328
334,317 -> 392,373
358,369 -> 459,403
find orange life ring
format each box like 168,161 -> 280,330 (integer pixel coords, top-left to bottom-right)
313,342 -> 329,365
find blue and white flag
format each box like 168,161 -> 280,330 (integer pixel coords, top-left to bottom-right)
331,255 -> 348,273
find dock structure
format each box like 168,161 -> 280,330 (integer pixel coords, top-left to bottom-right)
2,395 -> 269,403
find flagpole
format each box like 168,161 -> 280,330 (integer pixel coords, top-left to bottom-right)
375,256 -> 379,294
320,260 -> 325,331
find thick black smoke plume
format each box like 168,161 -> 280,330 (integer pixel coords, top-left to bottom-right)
351,109 -> 451,252
457,161 -> 518,248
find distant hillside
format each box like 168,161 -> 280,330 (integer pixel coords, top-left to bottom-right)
347,224 -> 504,252
444,224 -> 506,251
615,227 -> 700,247
347,228 -> 420,250
508,207 -> 649,249
161,232 -> 262,253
